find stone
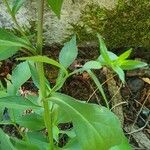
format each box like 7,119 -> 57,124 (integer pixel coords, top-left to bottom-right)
0,0 -> 117,45
127,77 -> 145,93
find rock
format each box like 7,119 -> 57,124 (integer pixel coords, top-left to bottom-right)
127,77 -> 145,93
137,108 -> 150,128
0,0 -> 117,45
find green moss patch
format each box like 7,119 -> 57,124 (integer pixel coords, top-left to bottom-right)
69,0 -> 150,49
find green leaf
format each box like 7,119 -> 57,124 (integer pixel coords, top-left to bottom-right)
47,0 -> 64,18
60,130 -> 76,139
0,46 -> 19,61
98,51 -> 118,65
59,36 -> 78,69
6,81 -> 16,96
55,70 -> 66,90
120,60 -> 147,70
109,136 -> 132,150
11,138 -> 39,150
0,91 -> 7,98
112,65 -> 125,83
63,137 -> 81,150
52,104 -> 71,125
0,107 -> 4,120
0,96 -> 41,110
50,93 -> 124,150
0,28 -> 29,47
12,0 -> 26,15
18,55 -> 67,74
6,107 -> 23,123
27,132 -> 49,150
28,62 -> 40,88
28,62 -> 51,90
97,34 -> 111,65
0,28 -> 34,60
53,125 -> 60,142
83,61 -> 102,70
0,129 -> 15,150
87,70 -> 109,108
16,113 -> 45,130
118,49 -> 132,61
10,61 -> 31,94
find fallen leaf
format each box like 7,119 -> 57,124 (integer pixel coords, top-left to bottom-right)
142,78 -> 150,85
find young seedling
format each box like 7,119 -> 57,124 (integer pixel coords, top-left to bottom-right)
97,34 -> 147,83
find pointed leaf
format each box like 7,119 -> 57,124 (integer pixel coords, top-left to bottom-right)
0,96 -> 41,110
18,56 -> 67,74
0,46 -> 19,61
59,36 -> 78,68
98,51 -> 118,65
28,62 -> 51,90
10,61 -> 31,94
0,129 -> 15,150
55,70 -> 66,89
97,34 -> 111,65
16,113 -> 45,130
87,70 -> 109,108
0,28 -> 30,47
53,125 -> 59,142
0,29 -> 23,60
118,49 -> 132,61
47,0 -> 64,18
6,81 -> 16,96
50,93 -> 125,150
83,61 -> 102,70
120,60 -> 147,70
27,132 -> 49,150
112,65 -> 125,83
12,0 -> 26,15
28,62 -> 40,88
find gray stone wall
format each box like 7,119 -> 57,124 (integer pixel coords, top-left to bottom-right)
0,0 -> 117,45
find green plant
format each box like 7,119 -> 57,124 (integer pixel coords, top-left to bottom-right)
0,0 -> 147,150
96,34 -> 147,83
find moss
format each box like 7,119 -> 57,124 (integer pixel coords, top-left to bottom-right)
69,0 -> 150,49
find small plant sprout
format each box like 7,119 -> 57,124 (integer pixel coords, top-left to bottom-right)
97,34 -> 147,83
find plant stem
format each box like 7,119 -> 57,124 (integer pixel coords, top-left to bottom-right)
37,63 -> 54,150
36,0 -> 54,149
43,100 -> 54,150
37,0 -> 44,54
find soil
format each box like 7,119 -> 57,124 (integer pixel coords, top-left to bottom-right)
0,46 -> 149,149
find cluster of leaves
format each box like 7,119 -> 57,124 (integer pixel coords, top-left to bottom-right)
0,0 -> 147,150
0,29 -> 146,149
97,35 -> 147,83
0,31 -> 133,149
8,0 -> 26,15
70,0 -> 150,49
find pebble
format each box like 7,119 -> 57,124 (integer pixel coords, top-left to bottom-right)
127,77 -> 145,93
